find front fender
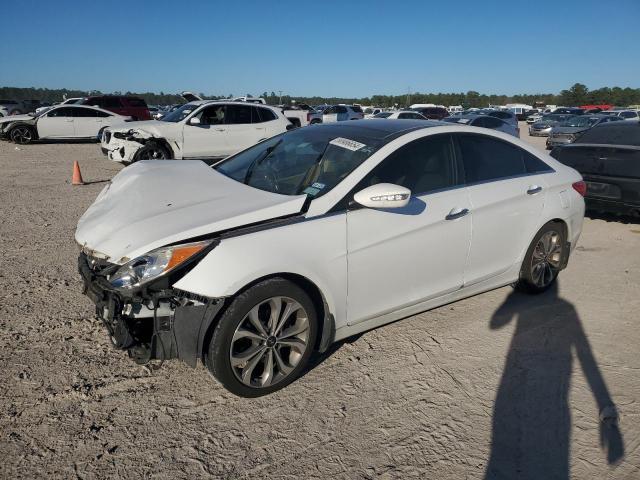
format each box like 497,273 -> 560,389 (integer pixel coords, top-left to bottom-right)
172,213 -> 348,330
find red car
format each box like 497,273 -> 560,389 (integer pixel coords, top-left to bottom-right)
82,95 -> 151,121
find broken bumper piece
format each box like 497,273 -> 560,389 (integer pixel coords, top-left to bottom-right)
78,252 -> 223,367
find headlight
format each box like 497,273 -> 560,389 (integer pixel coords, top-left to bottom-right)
109,240 -> 212,289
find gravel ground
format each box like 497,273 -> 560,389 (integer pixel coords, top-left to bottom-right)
1,124 -> 639,479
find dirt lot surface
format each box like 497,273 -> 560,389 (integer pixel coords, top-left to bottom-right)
1,124 -> 639,479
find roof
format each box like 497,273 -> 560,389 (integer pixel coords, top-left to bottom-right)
309,119 -> 445,141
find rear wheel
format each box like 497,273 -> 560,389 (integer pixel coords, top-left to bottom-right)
10,125 -> 35,144
205,278 -> 318,397
515,222 -> 566,293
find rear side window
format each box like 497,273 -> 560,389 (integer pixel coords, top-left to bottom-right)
226,104 -> 252,124
358,134 -> 458,195
253,107 -> 276,123
350,105 -> 363,113
101,97 -> 122,108
336,106 -> 348,114
71,107 -> 97,117
523,152 -> 553,173
95,110 -> 111,117
456,134 -> 527,183
126,98 -> 147,107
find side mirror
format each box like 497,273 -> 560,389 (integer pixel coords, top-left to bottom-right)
188,116 -> 201,125
353,183 -> 411,209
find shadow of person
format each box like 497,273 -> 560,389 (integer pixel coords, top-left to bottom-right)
485,282 -> 624,479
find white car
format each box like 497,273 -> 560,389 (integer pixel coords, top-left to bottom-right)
0,105 -> 129,144
368,111 -> 428,120
100,101 -> 292,163
76,119 -> 585,397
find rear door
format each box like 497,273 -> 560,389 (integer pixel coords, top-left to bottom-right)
181,104 -> 229,158
454,133 -> 551,285
322,106 -> 338,123
71,107 -> 101,138
225,104 -> 258,155
346,134 -> 471,323
36,106 -> 76,138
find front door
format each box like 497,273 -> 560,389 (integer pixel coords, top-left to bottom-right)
37,106 -> 76,138
346,134 -> 471,324
225,104 -> 260,156
181,104 -> 228,158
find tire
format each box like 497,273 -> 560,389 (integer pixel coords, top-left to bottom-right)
134,142 -> 171,161
205,278 -> 318,397
515,221 -> 566,294
10,125 -> 36,144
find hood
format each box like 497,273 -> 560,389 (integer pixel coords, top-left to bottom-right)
551,126 -> 587,134
0,114 -> 34,124
106,120 -> 182,139
75,161 -> 307,263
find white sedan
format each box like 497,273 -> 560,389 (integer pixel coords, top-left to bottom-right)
76,119 -> 585,397
100,101 -> 292,163
369,110 -> 428,120
0,105 -> 129,144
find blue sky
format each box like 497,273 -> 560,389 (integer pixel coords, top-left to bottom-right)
3,0 -> 639,98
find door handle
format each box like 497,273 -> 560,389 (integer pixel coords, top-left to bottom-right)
65,119 -> 74,122
215,128 -> 225,132
527,185 -> 543,195
446,208 -> 470,220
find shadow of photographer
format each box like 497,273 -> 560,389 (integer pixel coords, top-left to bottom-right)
485,282 -> 624,479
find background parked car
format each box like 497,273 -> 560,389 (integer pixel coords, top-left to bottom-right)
101,101 -> 291,163
553,107 -> 584,116
82,95 -> 152,120
600,109 -> 640,121
321,105 -> 364,123
0,99 -> 46,116
442,114 -> 519,137
410,105 -> 449,120
529,114 -> 572,137
546,114 -> 623,148
0,105 -> 130,144
551,121 -> 640,217
363,107 -> 385,118
369,111 -> 428,120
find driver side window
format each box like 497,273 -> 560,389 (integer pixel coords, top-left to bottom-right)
48,107 -> 73,117
197,105 -> 226,125
357,134 -> 459,196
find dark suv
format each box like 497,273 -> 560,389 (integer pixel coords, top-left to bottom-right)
82,96 -> 151,120
410,106 -> 449,120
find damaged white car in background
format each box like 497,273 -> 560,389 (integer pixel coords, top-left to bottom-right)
100,101 -> 292,163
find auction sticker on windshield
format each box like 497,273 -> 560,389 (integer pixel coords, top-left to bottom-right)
329,137 -> 366,151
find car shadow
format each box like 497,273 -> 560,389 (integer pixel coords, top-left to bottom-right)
485,282 -> 624,479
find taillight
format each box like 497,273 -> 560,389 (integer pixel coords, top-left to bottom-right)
306,112 -> 311,122
572,181 -> 587,197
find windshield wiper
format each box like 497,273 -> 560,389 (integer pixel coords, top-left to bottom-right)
244,139 -> 283,184
295,142 -> 332,195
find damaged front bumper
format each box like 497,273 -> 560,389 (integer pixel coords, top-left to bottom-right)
78,252 -> 224,367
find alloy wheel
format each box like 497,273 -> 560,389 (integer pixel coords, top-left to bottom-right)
531,230 -> 562,288
138,147 -> 167,160
230,296 -> 310,388
11,127 -> 32,144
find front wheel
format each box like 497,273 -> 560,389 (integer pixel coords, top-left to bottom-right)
134,142 -> 171,161
10,125 -> 35,144
515,222 -> 566,293
206,278 -> 318,397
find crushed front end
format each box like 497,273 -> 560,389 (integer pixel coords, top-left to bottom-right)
78,251 -> 224,367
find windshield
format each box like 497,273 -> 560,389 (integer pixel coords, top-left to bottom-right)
559,116 -> 599,128
373,112 -> 392,118
215,127 -> 382,197
161,103 -> 197,122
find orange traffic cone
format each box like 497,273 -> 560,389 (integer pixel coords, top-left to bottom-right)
72,161 -> 84,185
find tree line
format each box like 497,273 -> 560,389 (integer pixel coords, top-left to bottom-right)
1,83 -> 639,108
